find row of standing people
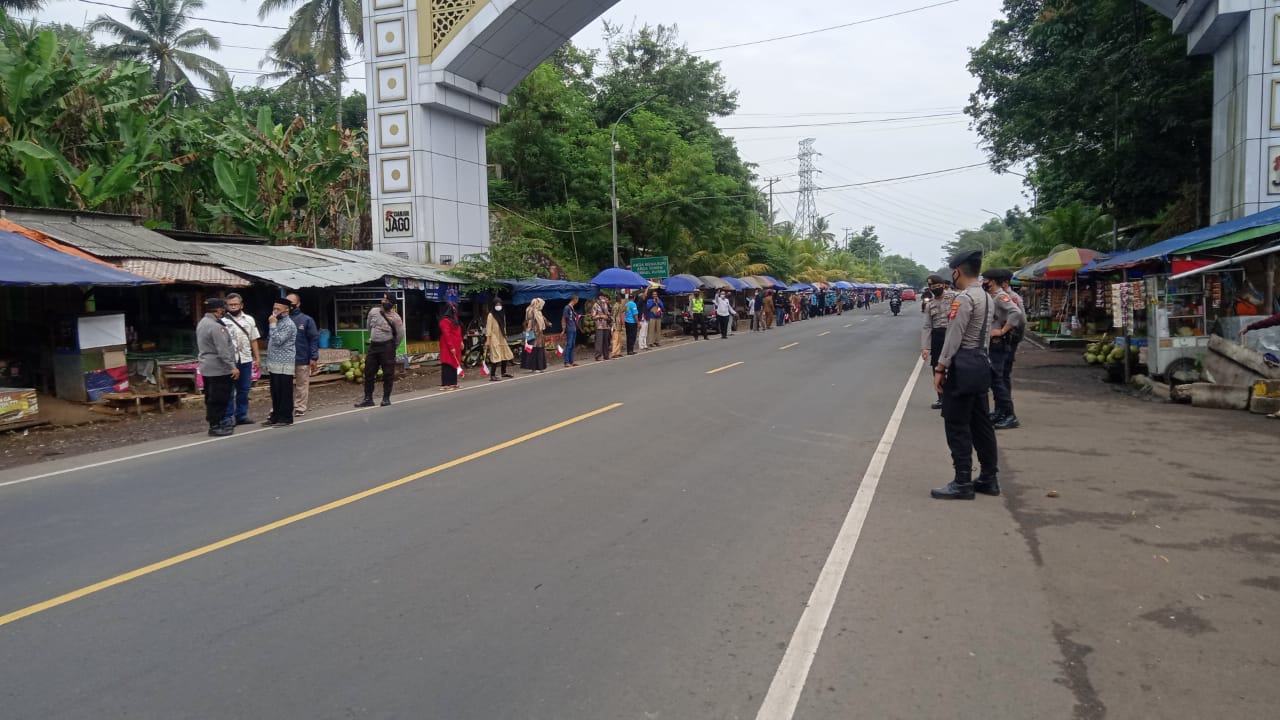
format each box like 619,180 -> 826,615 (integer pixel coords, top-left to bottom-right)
922,251 -> 1026,500
196,292 -> 322,437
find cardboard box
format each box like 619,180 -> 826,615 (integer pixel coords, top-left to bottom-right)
0,388 -> 39,426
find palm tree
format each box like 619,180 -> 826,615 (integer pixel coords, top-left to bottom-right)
90,0 -> 228,106
260,0 -> 362,128
1,1 -> 48,11
808,215 -> 836,247
258,40 -> 335,123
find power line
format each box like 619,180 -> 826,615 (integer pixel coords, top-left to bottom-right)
730,107 -> 962,118
74,0 -> 360,35
812,163 -> 989,191
720,112 -> 963,130
693,0 -> 961,53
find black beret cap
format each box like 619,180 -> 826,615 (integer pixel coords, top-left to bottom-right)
926,274 -> 948,285
983,267 -> 1013,282
948,249 -> 983,269
204,297 -> 226,310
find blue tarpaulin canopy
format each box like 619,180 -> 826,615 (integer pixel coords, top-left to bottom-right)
591,267 -> 650,289
786,282 -> 815,292
758,275 -> 788,289
502,278 -> 596,305
832,280 -> 854,290
1089,204 -> 1280,272
662,274 -> 705,294
719,276 -> 749,291
0,230 -> 156,286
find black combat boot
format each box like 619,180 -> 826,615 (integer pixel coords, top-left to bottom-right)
381,394 -> 392,407
354,397 -> 375,408
974,474 -> 1001,496
931,394 -> 943,410
994,414 -> 1020,430
931,471 -> 975,500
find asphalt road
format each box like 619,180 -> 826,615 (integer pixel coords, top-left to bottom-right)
4,305 -> 1266,719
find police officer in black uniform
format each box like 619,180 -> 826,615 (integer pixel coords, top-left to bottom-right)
931,250 -> 1000,500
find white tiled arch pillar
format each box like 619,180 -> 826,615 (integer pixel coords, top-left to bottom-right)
363,0 -> 506,266
362,0 -> 624,264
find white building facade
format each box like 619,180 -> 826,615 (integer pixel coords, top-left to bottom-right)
1144,0 -> 1280,222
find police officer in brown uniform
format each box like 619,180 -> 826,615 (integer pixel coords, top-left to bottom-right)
921,274 -> 958,410
931,250 -> 1000,500
983,268 -> 1026,429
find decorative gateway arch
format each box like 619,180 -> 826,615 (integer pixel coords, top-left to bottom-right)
361,0 -> 622,265
1141,1 -> 1280,223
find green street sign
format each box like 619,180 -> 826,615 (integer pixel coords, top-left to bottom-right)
632,256 -> 670,279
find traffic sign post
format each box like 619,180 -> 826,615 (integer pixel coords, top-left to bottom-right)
631,256 -> 670,279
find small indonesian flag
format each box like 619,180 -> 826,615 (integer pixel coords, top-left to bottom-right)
524,342 -> 534,353
481,363 -> 490,376
458,368 -> 465,379
556,344 -> 564,356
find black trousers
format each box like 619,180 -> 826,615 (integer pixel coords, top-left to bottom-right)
929,328 -> 947,397
441,363 -> 458,386
692,315 -> 709,339
625,322 -> 638,353
269,373 -> 294,424
595,329 -> 612,359
364,340 -> 397,400
941,383 -> 998,478
990,340 -> 1018,414
203,374 -> 233,427
717,315 -> 730,338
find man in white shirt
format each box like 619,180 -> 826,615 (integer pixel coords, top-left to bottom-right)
221,293 -> 261,426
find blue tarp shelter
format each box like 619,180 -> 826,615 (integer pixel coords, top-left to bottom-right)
1088,205 -> 1280,272
720,276 -> 750,291
0,230 -> 156,286
503,278 -> 596,305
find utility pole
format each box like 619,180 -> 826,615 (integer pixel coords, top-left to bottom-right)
764,177 -> 779,230
611,98 -> 655,268
842,227 -> 853,251
795,139 -> 820,237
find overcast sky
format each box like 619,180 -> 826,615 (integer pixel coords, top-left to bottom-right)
27,0 -> 1026,267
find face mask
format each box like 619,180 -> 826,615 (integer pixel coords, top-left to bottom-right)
931,287 -> 945,297
494,305 -> 503,311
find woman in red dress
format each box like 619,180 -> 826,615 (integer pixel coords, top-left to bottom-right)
438,305 -> 463,390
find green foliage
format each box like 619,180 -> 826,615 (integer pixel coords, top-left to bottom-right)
966,0 -> 1212,225
0,19 -> 369,246
879,255 -> 931,288
451,232 -> 555,292
89,0 -> 229,106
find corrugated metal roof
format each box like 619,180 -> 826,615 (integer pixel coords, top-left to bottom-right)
120,259 -> 251,287
186,243 -> 466,289
192,243 -> 336,272
13,217 -> 214,263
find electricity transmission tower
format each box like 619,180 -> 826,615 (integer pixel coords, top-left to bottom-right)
795,138 -> 821,238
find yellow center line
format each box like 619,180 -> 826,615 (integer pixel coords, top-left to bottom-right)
818,331 -> 831,337
0,403 -> 624,629
706,361 -> 744,375
779,342 -> 799,350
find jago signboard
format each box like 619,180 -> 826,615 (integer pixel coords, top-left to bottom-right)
383,203 -> 413,238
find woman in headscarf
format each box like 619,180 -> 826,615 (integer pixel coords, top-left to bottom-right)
438,304 -> 463,390
521,297 -> 549,372
485,299 -> 515,381
610,292 -> 628,358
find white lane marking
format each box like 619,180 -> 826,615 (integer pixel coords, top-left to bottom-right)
818,331 -> 831,337
754,360 -> 925,720
843,324 -> 852,328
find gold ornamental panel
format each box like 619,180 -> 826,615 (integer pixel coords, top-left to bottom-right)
419,0 -> 491,63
